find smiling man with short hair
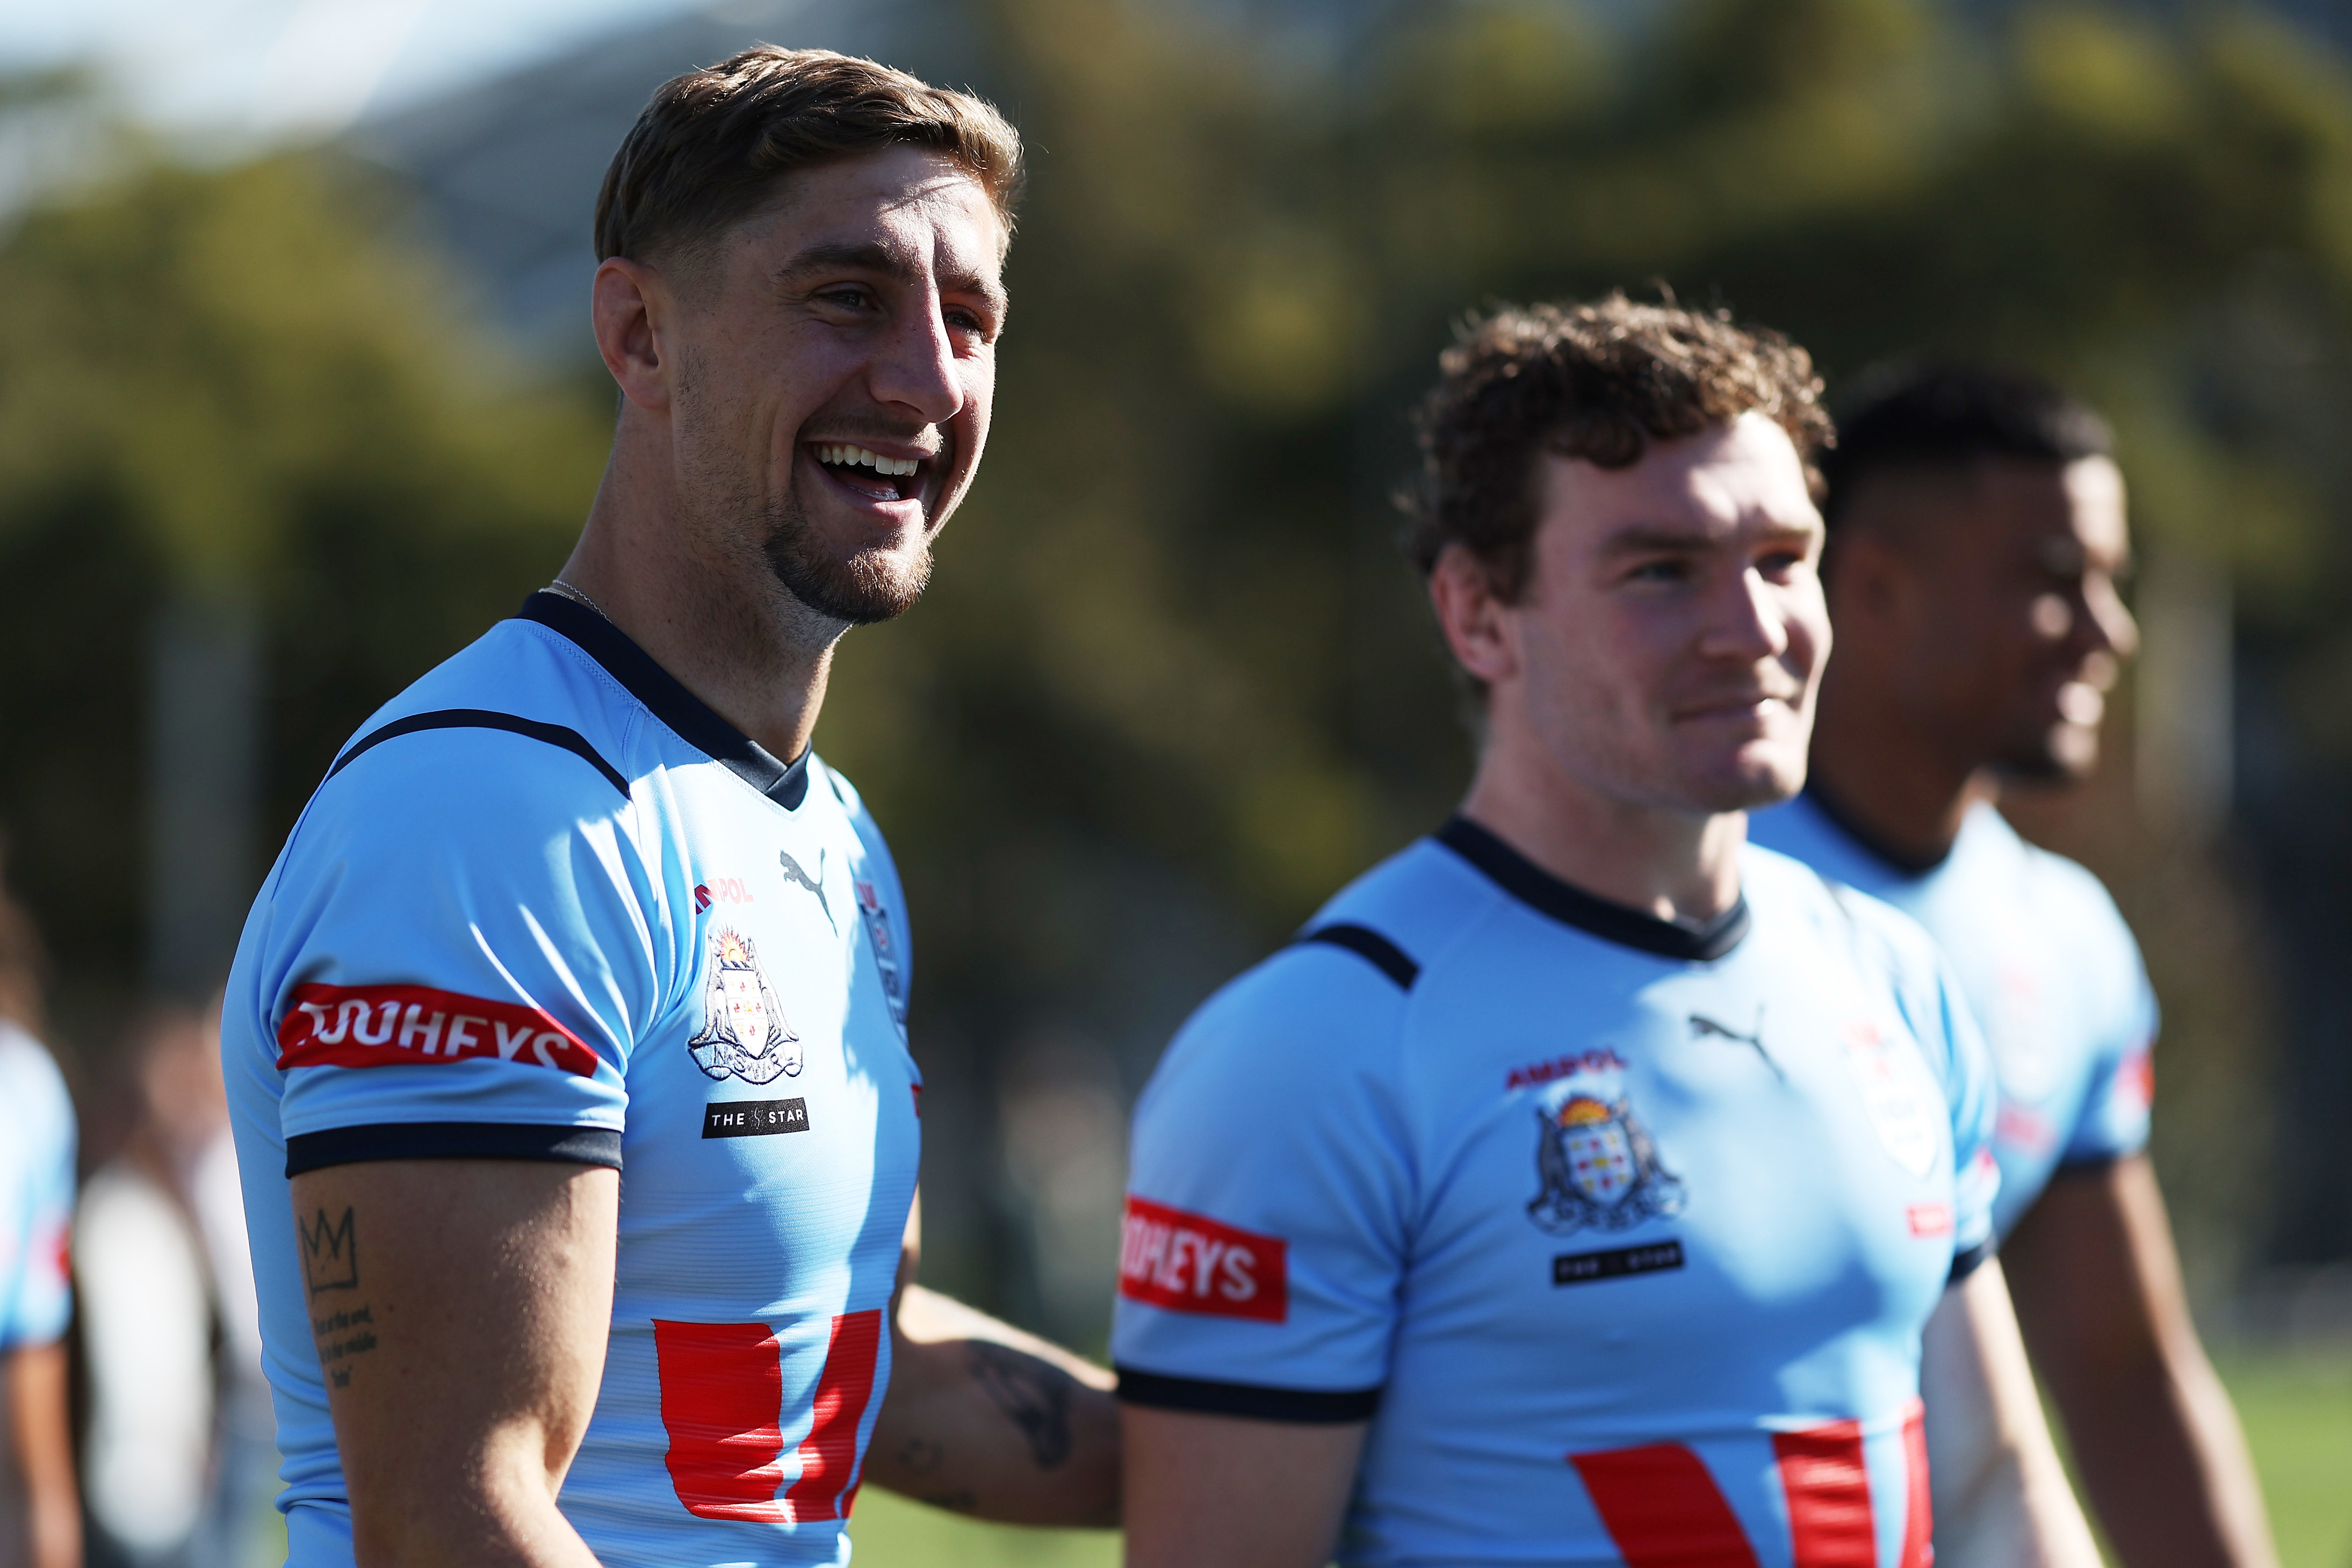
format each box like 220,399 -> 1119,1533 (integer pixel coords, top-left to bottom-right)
221,47 -> 1115,1568
1113,298 -> 2101,1568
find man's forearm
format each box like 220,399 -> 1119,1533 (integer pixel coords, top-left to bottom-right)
2007,1158 -> 2279,1568
1923,1263 -> 2103,1568
864,1284 -> 1119,1526
2050,1346 -> 2277,1568
5,1343 -> 82,1568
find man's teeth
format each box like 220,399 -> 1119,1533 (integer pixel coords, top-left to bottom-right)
816,443 -> 922,478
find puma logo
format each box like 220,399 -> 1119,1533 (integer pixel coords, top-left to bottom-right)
1690,1008 -> 1779,1078
778,849 -> 835,933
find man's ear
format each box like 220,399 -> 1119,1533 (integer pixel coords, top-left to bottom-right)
1428,544 -> 1519,690
1821,528 -> 1918,641
592,256 -> 674,413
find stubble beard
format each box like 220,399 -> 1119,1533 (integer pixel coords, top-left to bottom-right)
674,342 -> 934,630
759,482 -> 933,626
1992,720 -> 2098,786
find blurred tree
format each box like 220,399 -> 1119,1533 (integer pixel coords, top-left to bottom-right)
0,147 -> 608,1049
4,0 -> 2350,1338
807,0 -> 2352,1319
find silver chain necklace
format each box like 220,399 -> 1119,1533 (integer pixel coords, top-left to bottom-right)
546,579 -> 613,622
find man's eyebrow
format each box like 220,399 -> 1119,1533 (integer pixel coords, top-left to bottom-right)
1597,525 -> 1720,558
1598,517 -> 1819,558
775,241 -> 910,282
774,241 -> 1008,315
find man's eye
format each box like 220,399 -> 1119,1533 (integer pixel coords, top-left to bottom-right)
1628,560 -> 1689,585
1756,551 -> 1806,578
818,287 -> 873,310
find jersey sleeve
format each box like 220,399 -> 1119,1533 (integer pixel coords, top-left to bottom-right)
1111,946 -> 1416,1421
1871,911 -> 2001,1275
2058,887 -> 2159,1169
249,728 -> 672,1176
0,1035 -> 77,1349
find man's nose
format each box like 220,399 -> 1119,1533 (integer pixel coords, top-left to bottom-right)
1700,569 -> 1792,662
2084,572 -> 2139,661
870,290 -> 964,425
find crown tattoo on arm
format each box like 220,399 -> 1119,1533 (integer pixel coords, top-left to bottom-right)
300,1206 -> 359,1296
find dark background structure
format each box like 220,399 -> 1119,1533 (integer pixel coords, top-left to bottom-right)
3,0 -> 2349,1353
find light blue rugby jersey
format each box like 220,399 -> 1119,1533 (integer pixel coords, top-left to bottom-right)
1751,791 -> 2154,1237
222,591 -> 921,1568
1113,819 -> 1998,1568
0,1023 -> 76,1353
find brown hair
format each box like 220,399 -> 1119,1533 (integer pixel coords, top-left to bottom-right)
1403,294 -> 1833,601
595,46 -> 1025,278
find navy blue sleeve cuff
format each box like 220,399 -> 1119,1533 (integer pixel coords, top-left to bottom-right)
2052,1148 -> 2140,1174
1115,1365 -> 1381,1424
1948,1238 -> 1996,1284
285,1122 -> 623,1177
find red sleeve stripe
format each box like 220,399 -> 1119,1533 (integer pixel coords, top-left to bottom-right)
276,982 -> 597,1078
1117,1196 -> 1288,1323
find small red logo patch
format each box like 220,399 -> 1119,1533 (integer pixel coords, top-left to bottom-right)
1996,1101 -> 2057,1157
1118,1196 -> 1287,1323
2120,1049 -> 2154,1111
1907,1203 -> 1953,1238
277,982 -> 597,1077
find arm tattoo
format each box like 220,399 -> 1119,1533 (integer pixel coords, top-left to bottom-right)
300,1206 -> 359,1294
966,1341 -> 1075,1469
300,1206 -> 378,1388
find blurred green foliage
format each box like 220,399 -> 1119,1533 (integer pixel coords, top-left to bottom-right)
825,0 -> 2352,1302
0,152 -> 608,1023
2,0 -> 2350,1303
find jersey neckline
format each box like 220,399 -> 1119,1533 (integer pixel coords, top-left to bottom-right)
519,590 -> 812,811
1435,815 -> 1750,962
1798,783 -> 1956,877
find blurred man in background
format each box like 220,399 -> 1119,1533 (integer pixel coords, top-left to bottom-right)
76,1003 -> 272,1568
1750,365 -> 2278,1568
0,844 -> 80,1568
1115,298 -> 2097,1568
221,45 -> 1115,1568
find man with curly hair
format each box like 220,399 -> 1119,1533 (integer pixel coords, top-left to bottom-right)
1112,297 -> 2101,1568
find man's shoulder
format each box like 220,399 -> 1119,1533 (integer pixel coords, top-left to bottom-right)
279,616 -> 676,872
1304,833 -> 1506,981
0,1022 -> 72,1139
1149,839 -> 1491,1090
331,616 -> 651,796
1743,842 -> 1951,985
2007,827 -> 2134,941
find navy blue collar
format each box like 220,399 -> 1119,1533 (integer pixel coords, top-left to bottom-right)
1800,783 -> 1952,876
1436,815 -> 1750,962
520,590 -> 811,811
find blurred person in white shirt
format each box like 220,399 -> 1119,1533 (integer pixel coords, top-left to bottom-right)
76,1005 -> 271,1568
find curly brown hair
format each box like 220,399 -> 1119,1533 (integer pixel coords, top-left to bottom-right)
595,46 -> 1025,285
1403,294 -> 1834,601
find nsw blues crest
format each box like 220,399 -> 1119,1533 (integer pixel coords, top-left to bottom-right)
1526,1063 -> 1685,1236
687,928 -> 801,1083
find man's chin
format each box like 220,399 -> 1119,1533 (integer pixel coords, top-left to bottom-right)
1670,752 -> 1807,816
1991,722 -> 2101,786
763,537 -> 932,626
